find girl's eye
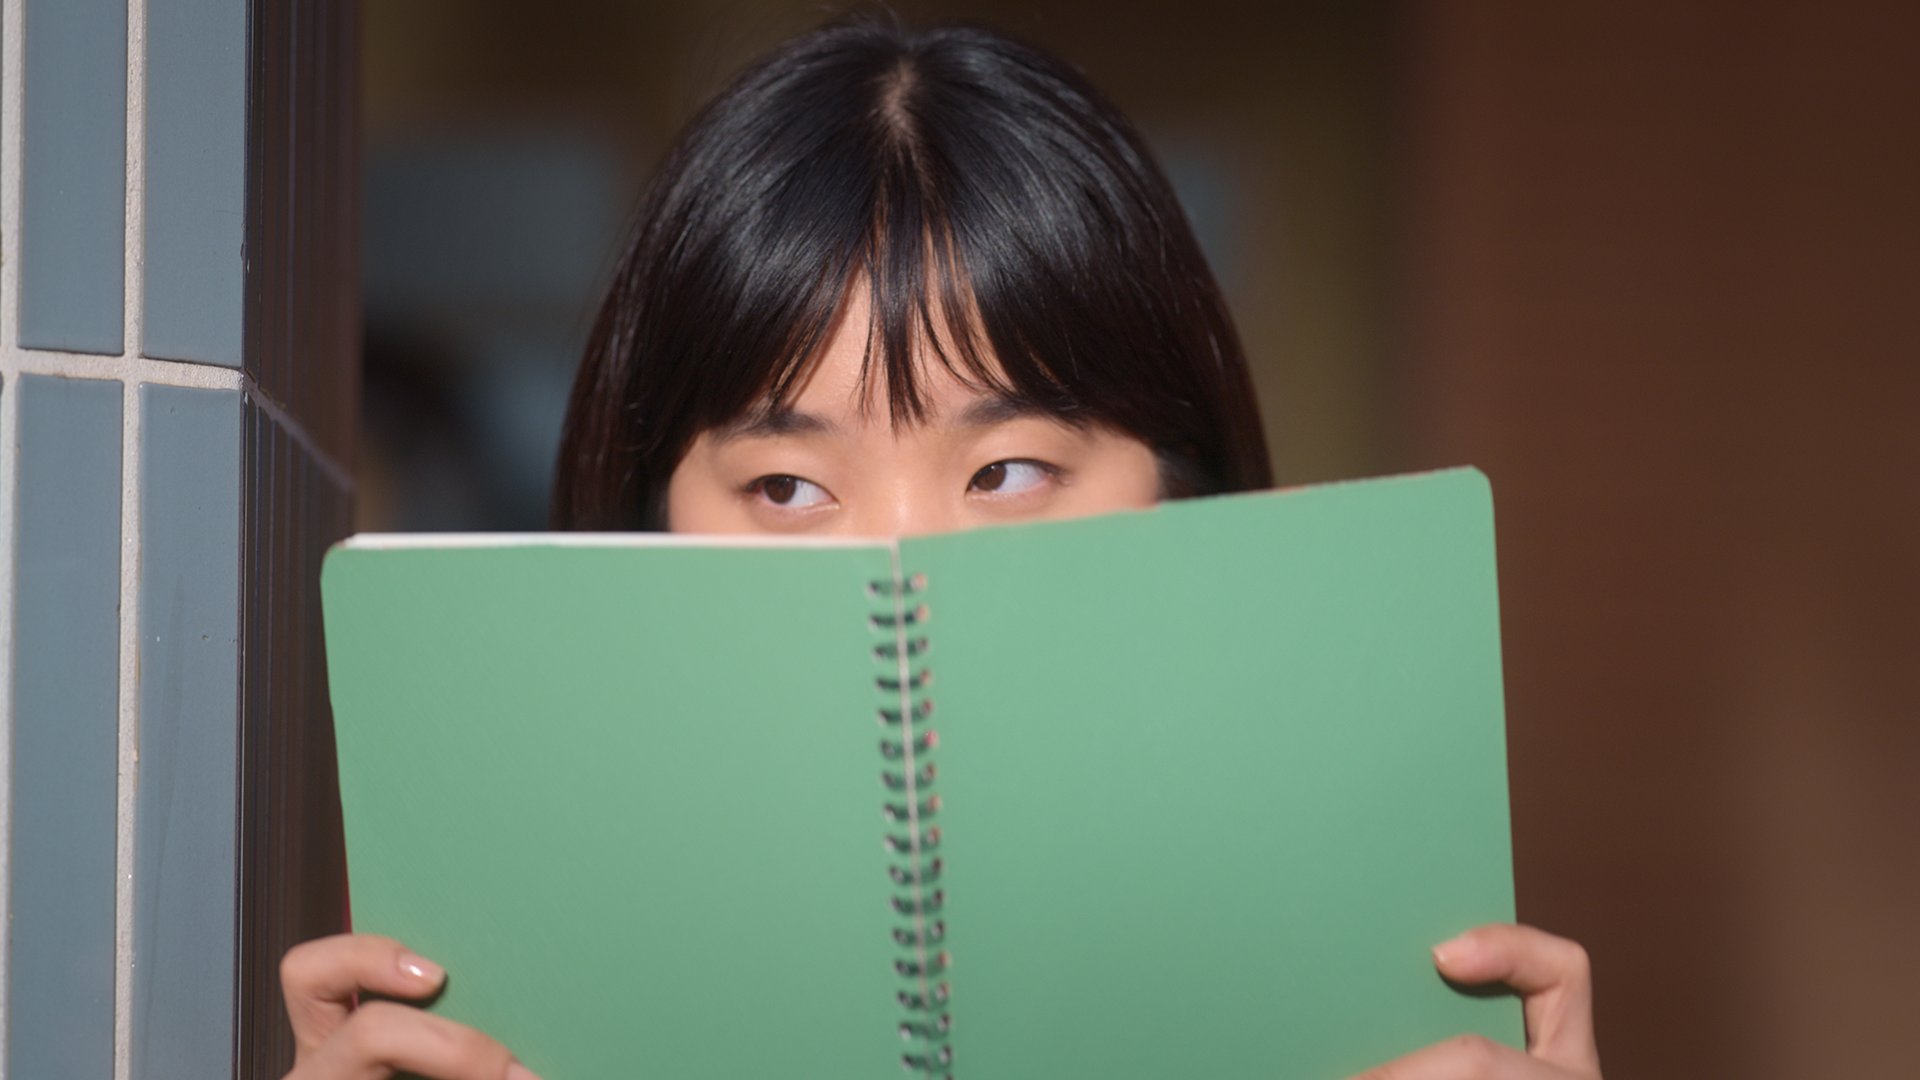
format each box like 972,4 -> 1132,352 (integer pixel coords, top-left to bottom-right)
749,475 -> 833,509
969,460 -> 1056,496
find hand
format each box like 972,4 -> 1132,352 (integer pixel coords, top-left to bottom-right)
281,933 -> 538,1080
1349,923 -> 1601,1079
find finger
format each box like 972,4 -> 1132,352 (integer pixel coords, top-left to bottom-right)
1431,924 -> 1585,995
299,1000 -> 534,1080
1431,924 -> 1598,1073
282,935 -> 447,1055
1346,1033 -> 1544,1080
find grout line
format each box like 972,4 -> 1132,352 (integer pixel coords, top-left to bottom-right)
0,358 -> 364,501
0,350 -> 243,390
124,0 -> 146,363
0,0 -> 19,346
0,0 -> 25,1070
112,384 -> 142,1080
0,382 -> 14,1080
0,382 -> 13,1080
115,0 -> 150,1076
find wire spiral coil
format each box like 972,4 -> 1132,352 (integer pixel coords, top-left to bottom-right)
870,569 -> 952,1077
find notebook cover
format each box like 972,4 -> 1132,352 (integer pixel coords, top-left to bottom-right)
321,467 -> 1520,1077
324,539 -> 905,1075
905,467 -> 1518,1076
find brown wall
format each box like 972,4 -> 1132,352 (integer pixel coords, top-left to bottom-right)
1402,3 -> 1920,1076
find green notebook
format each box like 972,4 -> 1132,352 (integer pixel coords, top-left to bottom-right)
321,467 -> 1521,1078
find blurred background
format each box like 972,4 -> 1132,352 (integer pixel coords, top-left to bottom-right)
361,1 -> 1918,1076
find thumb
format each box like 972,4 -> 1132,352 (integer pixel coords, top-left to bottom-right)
1432,924 -> 1599,1075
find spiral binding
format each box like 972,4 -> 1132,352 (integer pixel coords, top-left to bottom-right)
870,564 -> 952,1077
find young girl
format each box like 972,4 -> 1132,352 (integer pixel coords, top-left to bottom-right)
283,17 -> 1601,1080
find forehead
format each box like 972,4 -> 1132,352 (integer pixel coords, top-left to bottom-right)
778,279 -> 1027,423
712,288 -> 1081,443
796,310 -> 968,414
717,365 -> 1068,446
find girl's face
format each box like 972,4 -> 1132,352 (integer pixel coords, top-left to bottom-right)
665,290 -> 1161,537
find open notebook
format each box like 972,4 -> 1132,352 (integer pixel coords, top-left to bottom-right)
321,467 -> 1521,1078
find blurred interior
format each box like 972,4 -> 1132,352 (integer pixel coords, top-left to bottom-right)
361,1 -> 1919,1075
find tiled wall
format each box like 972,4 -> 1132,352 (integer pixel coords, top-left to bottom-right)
0,2 -> 357,1078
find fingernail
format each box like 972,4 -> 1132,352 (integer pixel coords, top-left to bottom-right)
398,952 -> 444,984
1432,933 -> 1471,966
506,1063 -> 542,1080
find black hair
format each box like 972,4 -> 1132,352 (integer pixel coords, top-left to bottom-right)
553,14 -> 1271,529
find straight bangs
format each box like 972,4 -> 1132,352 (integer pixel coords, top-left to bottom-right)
740,211 -> 1082,432
553,17 -> 1271,530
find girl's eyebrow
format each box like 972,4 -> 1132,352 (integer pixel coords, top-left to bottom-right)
711,408 -> 838,443
956,392 -> 1089,430
714,391 -> 1084,444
